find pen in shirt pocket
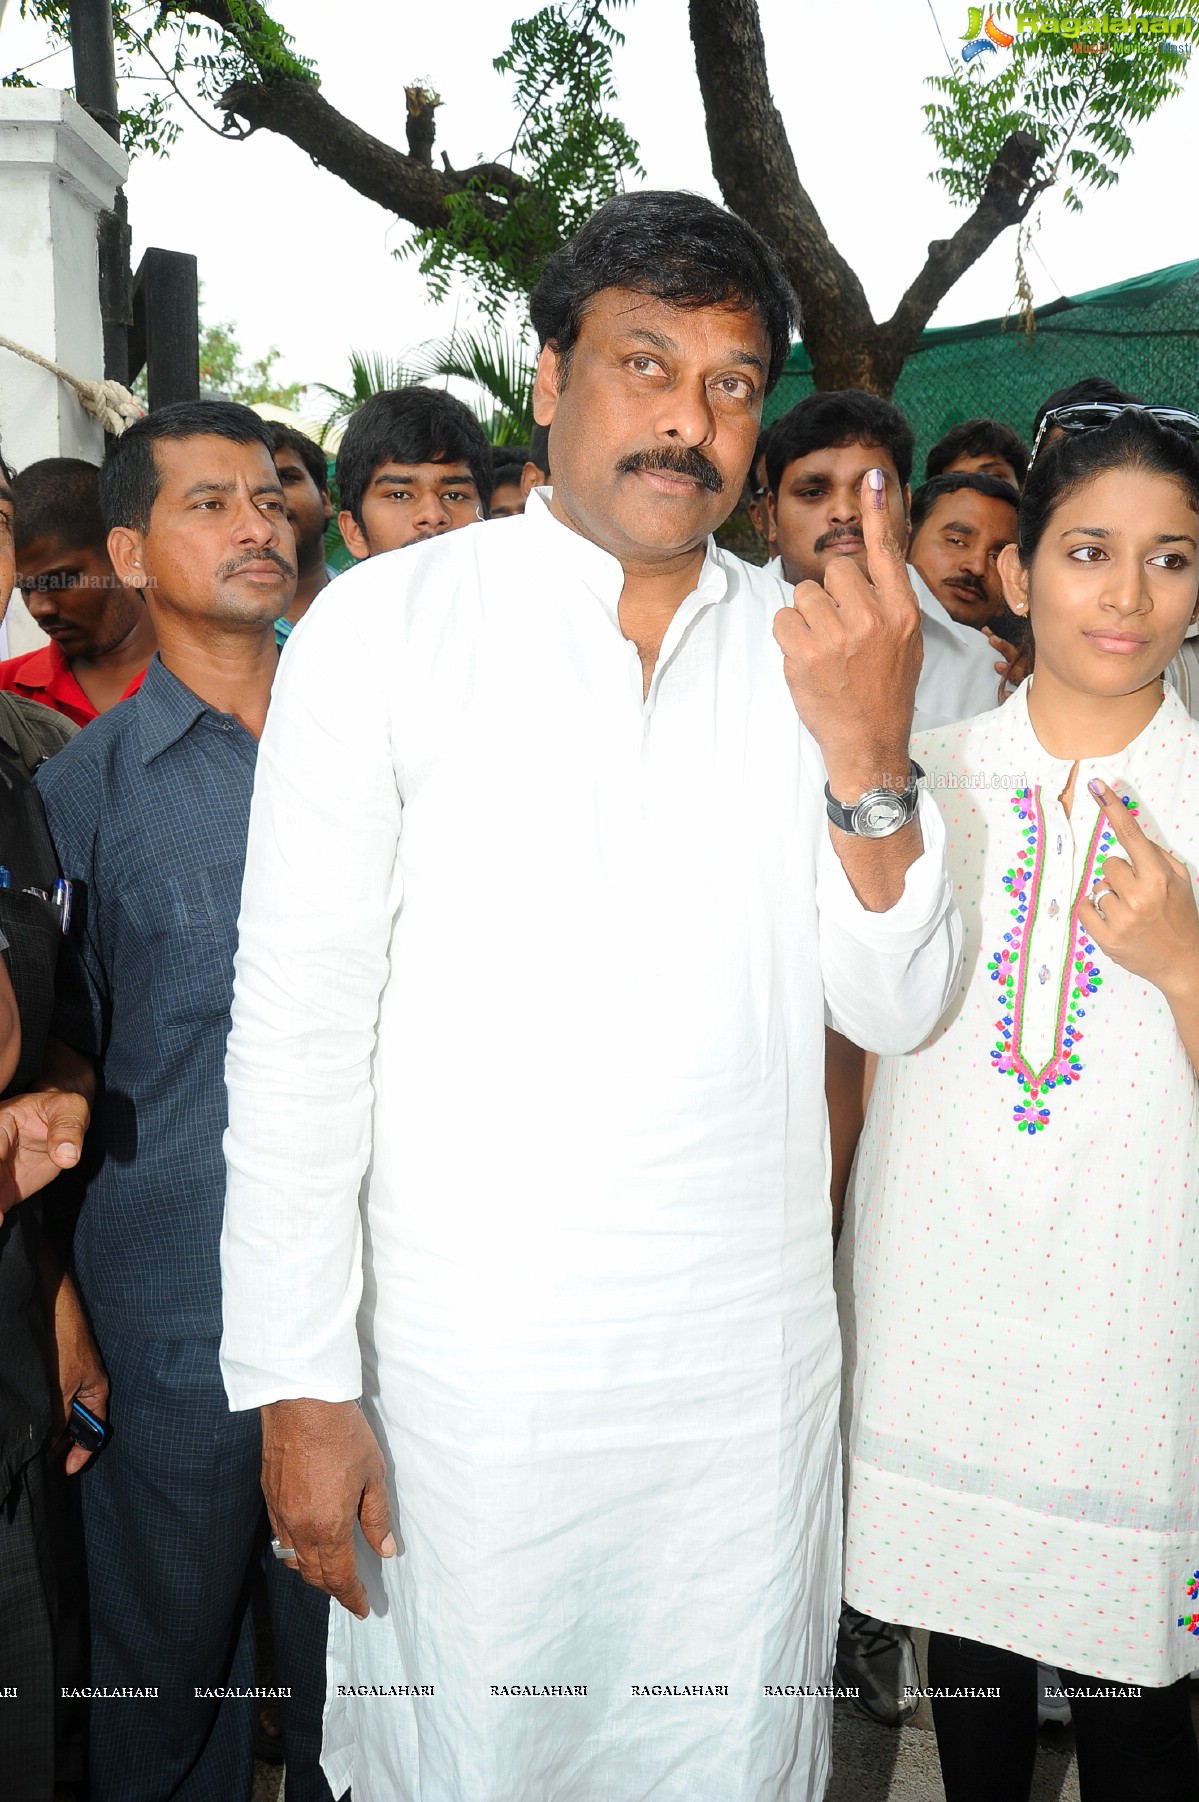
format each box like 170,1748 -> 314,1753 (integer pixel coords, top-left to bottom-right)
0,868 -> 74,932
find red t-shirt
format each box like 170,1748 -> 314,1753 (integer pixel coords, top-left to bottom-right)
0,639 -> 147,727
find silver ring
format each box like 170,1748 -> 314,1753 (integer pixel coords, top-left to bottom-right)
1092,887 -> 1111,919
270,1536 -> 296,1561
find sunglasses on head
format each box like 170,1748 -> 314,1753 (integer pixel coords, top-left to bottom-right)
1028,402 -> 1199,472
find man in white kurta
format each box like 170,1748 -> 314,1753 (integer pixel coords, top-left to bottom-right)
219,193 -> 962,1802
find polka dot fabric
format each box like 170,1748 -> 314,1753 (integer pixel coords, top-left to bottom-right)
838,680 -> 1199,1686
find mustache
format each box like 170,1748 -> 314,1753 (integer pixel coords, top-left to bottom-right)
814,525 -> 864,553
216,547 -> 295,581
615,446 -> 725,495
946,574 -> 986,598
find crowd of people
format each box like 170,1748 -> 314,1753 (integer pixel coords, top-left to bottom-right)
0,186 -> 1196,1802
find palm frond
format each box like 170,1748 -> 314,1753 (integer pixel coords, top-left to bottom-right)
407,330 -> 538,445
311,351 -> 426,441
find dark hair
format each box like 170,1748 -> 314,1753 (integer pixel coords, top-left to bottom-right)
909,470 -> 1020,539
335,387 -> 493,525
924,418 -> 1029,486
1032,377 -> 1143,444
529,190 -> 797,394
749,425 -> 774,496
99,400 -> 273,534
526,422 -> 551,479
263,421 -> 329,496
766,390 -> 915,494
0,439 -> 13,491
1018,408 -> 1199,565
11,458 -> 106,554
491,461 -> 525,490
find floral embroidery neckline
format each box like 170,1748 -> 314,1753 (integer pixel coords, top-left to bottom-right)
988,783 -> 1137,1135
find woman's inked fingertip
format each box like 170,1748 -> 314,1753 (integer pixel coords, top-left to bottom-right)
1087,777 -> 1105,800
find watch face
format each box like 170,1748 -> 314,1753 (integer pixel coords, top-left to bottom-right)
852,792 -> 908,838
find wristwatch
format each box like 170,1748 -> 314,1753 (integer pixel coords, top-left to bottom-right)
825,760 -> 924,839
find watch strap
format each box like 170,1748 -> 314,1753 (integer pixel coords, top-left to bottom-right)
824,760 -> 924,835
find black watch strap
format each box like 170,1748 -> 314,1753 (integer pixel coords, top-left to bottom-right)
824,760 -> 924,837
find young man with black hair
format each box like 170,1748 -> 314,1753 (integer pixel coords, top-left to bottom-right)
766,389 -> 1003,731
32,402 -> 337,1802
263,422 -> 335,637
923,417 -> 1028,490
488,459 -> 527,517
1,458 -> 156,724
220,190 -> 961,1802
335,386 -> 492,557
907,471 -> 1019,630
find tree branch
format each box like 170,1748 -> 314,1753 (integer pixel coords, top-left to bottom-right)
404,84 -> 439,166
217,77 -> 527,229
876,131 -> 1045,383
688,0 -> 879,386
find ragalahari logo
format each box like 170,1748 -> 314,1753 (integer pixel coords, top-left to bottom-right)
961,8 -> 1017,58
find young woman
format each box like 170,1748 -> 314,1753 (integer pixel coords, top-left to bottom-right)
839,409 -> 1199,1801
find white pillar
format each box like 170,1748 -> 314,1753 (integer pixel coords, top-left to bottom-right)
0,88 -> 128,652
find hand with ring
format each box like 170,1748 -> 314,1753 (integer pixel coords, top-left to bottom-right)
260,1398 -> 396,1618
1083,779 -> 1199,996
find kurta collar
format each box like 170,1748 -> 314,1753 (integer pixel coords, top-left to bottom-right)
522,487 -> 730,619
999,676 -> 1191,821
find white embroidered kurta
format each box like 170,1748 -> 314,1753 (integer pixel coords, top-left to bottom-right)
220,493 -> 961,1802
840,681 -> 1199,1686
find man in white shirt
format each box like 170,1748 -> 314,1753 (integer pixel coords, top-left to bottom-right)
219,191 -> 962,1802
765,390 -> 1003,732
766,395 -> 1002,1723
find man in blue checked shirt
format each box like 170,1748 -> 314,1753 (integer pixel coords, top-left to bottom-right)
33,401 -> 339,1802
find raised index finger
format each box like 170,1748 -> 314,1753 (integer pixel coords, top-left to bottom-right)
858,468 -> 912,611
1088,778 -> 1149,869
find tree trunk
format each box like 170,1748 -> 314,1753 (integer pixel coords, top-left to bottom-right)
688,0 -> 880,390
689,0 -> 1043,396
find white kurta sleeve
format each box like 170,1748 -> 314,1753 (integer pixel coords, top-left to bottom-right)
220,581 -> 403,1409
817,787 -> 962,1055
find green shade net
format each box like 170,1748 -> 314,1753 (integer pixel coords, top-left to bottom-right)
764,257 -> 1199,472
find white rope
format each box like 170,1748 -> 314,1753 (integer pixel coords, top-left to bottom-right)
0,333 -> 143,437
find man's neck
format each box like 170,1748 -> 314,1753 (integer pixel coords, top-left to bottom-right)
283,555 -> 331,626
545,487 -> 709,698
156,624 -> 278,741
617,547 -> 708,702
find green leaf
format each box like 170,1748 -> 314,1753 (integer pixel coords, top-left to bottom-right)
925,1 -> 1194,215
